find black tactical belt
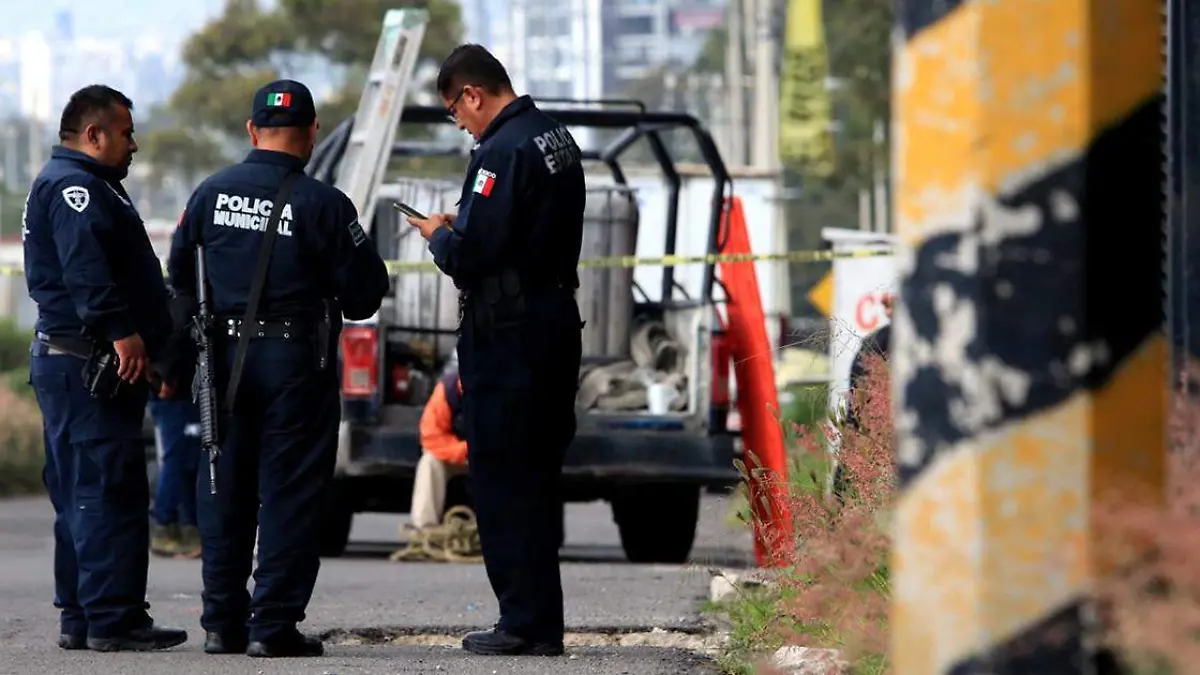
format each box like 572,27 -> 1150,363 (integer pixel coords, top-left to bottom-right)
471,271 -> 578,303
219,318 -> 314,341
34,332 -> 97,359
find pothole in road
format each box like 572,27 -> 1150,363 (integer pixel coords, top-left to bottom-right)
324,627 -> 729,656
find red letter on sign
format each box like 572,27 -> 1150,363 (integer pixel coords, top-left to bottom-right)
857,294 -> 880,332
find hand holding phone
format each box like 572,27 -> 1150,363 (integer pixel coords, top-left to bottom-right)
392,201 -> 428,220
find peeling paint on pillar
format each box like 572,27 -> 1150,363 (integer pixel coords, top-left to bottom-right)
890,0 -> 1167,673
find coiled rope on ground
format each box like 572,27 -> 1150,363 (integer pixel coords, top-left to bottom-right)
388,505 -> 483,563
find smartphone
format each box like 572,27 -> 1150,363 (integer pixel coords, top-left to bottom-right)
392,201 -> 427,220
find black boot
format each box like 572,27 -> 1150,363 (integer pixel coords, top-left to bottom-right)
57,634 -> 87,650
246,632 -> 323,658
204,630 -> 249,654
86,624 -> 188,652
462,628 -> 564,656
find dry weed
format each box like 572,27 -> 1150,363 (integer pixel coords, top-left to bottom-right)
1097,369 -> 1200,674
729,354 -> 895,674
0,382 -> 44,496
777,356 -> 893,662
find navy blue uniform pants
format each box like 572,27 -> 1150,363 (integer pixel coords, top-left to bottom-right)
459,292 -> 582,643
30,344 -> 153,640
148,397 -> 200,527
196,338 -> 339,643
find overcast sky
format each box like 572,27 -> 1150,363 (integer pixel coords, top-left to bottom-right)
0,0 -> 242,49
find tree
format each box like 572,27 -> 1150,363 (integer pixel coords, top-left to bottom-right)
676,0 -> 893,186
691,27 -> 727,74
152,0 -> 463,153
817,0 -> 892,188
654,0 -> 893,317
140,127 -> 228,191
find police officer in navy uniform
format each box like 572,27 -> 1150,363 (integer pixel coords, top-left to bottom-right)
23,84 -> 188,652
407,45 -> 585,657
167,79 -> 390,658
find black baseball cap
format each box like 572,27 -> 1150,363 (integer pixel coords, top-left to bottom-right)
251,79 -> 316,128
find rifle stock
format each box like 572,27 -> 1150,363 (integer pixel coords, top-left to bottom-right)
193,244 -> 220,495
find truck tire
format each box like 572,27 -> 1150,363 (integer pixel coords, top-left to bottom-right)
611,483 -> 700,564
316,480 -> 355,558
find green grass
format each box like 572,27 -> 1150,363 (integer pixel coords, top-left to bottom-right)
780,383 -> 829,431
703,585 -> 791,674
705,582 -> 890,675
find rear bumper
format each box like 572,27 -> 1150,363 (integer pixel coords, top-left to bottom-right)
338,421 -> 740,486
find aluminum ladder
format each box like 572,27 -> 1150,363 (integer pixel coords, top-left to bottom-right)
333,7 -> 429,233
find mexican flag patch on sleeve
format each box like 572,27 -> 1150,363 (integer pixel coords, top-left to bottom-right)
472,168 -> 496,197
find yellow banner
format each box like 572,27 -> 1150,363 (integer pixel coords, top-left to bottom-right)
779,0 -> 835,174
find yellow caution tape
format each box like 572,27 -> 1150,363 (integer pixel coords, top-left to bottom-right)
0,246 -> 894,278
382,246 -> 893,275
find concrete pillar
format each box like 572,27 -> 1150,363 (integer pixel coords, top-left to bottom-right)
889,0 -> 1166,672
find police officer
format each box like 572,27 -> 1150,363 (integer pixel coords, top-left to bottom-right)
407,44 -> 585,657
23,84 -> 188,652
166,79 -> 390,658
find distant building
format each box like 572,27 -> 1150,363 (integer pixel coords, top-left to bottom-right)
55,9 -> 74,42
473,0 -> 723,99
17,31 -> 52,123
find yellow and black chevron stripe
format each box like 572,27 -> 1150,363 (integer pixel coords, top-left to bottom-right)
891,0 -> 1165,673
0,246 -> 893,278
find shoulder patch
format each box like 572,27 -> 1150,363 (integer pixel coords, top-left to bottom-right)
472,168 -> 496,197
61,186 -> 89,213
346,219 -> 367,247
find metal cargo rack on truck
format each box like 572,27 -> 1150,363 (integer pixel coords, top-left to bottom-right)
304,99 -> 744,563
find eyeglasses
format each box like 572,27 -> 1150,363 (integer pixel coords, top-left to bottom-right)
445,87 -> 467,121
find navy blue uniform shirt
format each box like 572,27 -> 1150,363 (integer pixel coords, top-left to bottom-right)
24,146 -> 173,357
429,95 -> 585,290
167,149 -> 390,322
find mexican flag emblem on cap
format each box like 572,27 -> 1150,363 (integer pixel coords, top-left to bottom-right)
267,92 -> 292,107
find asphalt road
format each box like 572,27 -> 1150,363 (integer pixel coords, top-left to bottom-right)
0,492 -> 752,675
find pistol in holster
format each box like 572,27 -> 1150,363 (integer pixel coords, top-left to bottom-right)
81,348 -> 124,400
37,332 -> 129,401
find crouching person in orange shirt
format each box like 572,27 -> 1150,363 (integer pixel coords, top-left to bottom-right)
411,371 -> 468,530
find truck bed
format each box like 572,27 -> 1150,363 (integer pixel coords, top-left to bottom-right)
338,403 -> 739,487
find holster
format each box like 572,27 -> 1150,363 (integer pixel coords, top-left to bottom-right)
37,332 -> 126,400
317,299 -> 332,371
81,348 -> 124,400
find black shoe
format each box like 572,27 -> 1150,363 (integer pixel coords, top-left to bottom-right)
462,629 -> 564,656
246,633 -> 323,658
204,631 -> 249,654
87,624 -> 188,652
57,634 -> 87,650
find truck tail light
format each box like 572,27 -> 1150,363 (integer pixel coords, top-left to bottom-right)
340,326 -> 378,397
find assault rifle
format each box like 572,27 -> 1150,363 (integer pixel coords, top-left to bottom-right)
192,244 -> 220,495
